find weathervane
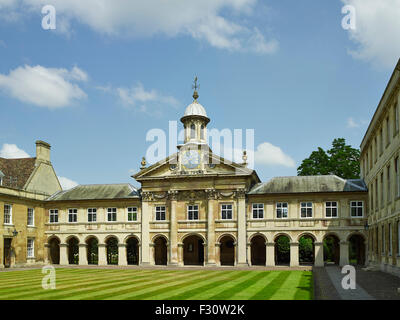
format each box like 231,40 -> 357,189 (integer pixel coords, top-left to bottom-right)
192,76 -> 199,100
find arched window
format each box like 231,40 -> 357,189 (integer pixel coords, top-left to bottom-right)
190,124 -> 196,139
200,125 -> 205,140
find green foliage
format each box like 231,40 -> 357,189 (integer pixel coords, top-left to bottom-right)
299,237 -> 314,263
276,236 -> 290,264
297,138 -> 360,179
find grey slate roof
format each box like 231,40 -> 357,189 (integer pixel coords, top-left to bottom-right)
248,175 -> 367,195
46,184 -> 139,201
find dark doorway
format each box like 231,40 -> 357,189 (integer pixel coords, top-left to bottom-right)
251,235 -> 266,266
220,236 -> 235,266
3,238 -> 12,268
49,238 -> 60,264
106,237 -> 119,265
299,235 -> 315,265
349,234 -> 365,265
275,235 -> 290,265
67,237 -> 79,265
127,237 -> 139,265
323,235 -> 340,265
86,237 -> 98,265
183,235 -> 204,266
154,237 -> 167,265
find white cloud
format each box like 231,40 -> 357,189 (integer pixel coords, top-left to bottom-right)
117,83 -> 179,113
5,0 -> 277,55
347,117 -> 359,128
58,176 -> 78,190
0,65 -> 87,108
342,0 -> 400,68
254,142 -> 296,167
0,143 -> 30,158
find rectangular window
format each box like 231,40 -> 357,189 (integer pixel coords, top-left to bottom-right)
350,201 -> 364,217
374,137 -> 378,162
382,226 -> 385,254
276,202 -> 288,219
387,166 -> 391,203
389,223 -> 393,256
68,209 -> 78,223
27,239 -> 34,258
300,202 -> 313,218
49,209 -> 58,223
375,179 -> 378,210
107,208 -> 117,222
155,206 -> 166,221
4,204 -> 12,225
127,207 -> 137,221
252,203 -> 264,219
88,208 -> 97,222
187,205 -> 199,220
27,208 -> 34,226
395,103 -> 399,135
396,157 -> 400,198
221,204 -> 233,220
325,201 -> 338,218
386,117 -> 390,147
381,172 -> 384,208
380,128 -> 383,155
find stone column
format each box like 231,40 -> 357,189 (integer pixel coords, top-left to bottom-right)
290,242 -> 299,267
44,244 -> 50,264
339,241 -> 349,266
149,243 -> 155,265
141,195 -> 152,265
178,243 -> 184,266
206,189 -> 217,266
79,244 -> 88,266
214,243 -> 221,266
168,190 -> 179,266
59,244 -> 68,265
236,189 -> 248,267
118,244 -> 127,266
247,243 -> 251,266
98,244 -> 107,266
314,242 -> 324,267
266,243 -> 275,267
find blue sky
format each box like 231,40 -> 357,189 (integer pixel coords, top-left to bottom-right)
0,0 -> 399,189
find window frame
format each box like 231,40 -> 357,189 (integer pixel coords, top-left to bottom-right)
252,203 -> 264,219
325,201 -> 338,218
350,201 -> 364,218
155,206 -> 166,221
187,204 -> 199,221
68,208 -> 78,223
4,204 -> 12,225
221,204 -> 233,220
87,208 -> 97,223
107,208 -> 117,222
127,207 -> 138,222
49,209 -> 58,223
27,238 -> 35,258
27,208 -> 35,226
276,202 -> 288,219
300,202 -> 313,219
389,223 -> 393,256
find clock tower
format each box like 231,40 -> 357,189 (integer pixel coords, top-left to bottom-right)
178,77 -> 211,173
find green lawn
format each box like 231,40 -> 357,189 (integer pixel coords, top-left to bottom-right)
0,268 -> 313,300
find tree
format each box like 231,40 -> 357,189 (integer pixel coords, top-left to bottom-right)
297,138 -> 360,179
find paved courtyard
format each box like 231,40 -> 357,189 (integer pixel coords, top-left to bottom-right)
313,266 -> 400,300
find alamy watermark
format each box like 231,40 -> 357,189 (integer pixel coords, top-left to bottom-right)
341,265 -> 356,290
341,5 -> 356,30
41,5 -> 56,30
42,265 -> 56,290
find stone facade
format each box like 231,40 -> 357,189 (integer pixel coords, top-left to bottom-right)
360,59 -> 400,277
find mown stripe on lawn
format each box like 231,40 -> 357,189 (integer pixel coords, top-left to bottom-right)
250,271 -> 291,300
130,271 -> 240,300
0,269 -> 159,300
293,272 -> 313,300
165,271 -> 250,300
265,271 -> 304,300
67,270 -> 208,300
207,272 -> 270,300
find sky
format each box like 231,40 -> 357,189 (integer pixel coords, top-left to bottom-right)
0,0 -> 399,190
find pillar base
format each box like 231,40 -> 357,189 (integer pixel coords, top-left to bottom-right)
205,262 -> 217,267
140,262 -> 151,266
236,263 -> 249,268
167,262 -> 179,267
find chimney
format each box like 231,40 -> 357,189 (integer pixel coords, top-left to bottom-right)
35,140 -> 51,164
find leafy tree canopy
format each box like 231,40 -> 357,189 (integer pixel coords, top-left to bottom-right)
297,138 -> 360,179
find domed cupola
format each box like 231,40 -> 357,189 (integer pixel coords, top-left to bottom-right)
180,77 -> 210,144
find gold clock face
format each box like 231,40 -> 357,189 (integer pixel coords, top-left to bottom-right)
181,150 -> 200,169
